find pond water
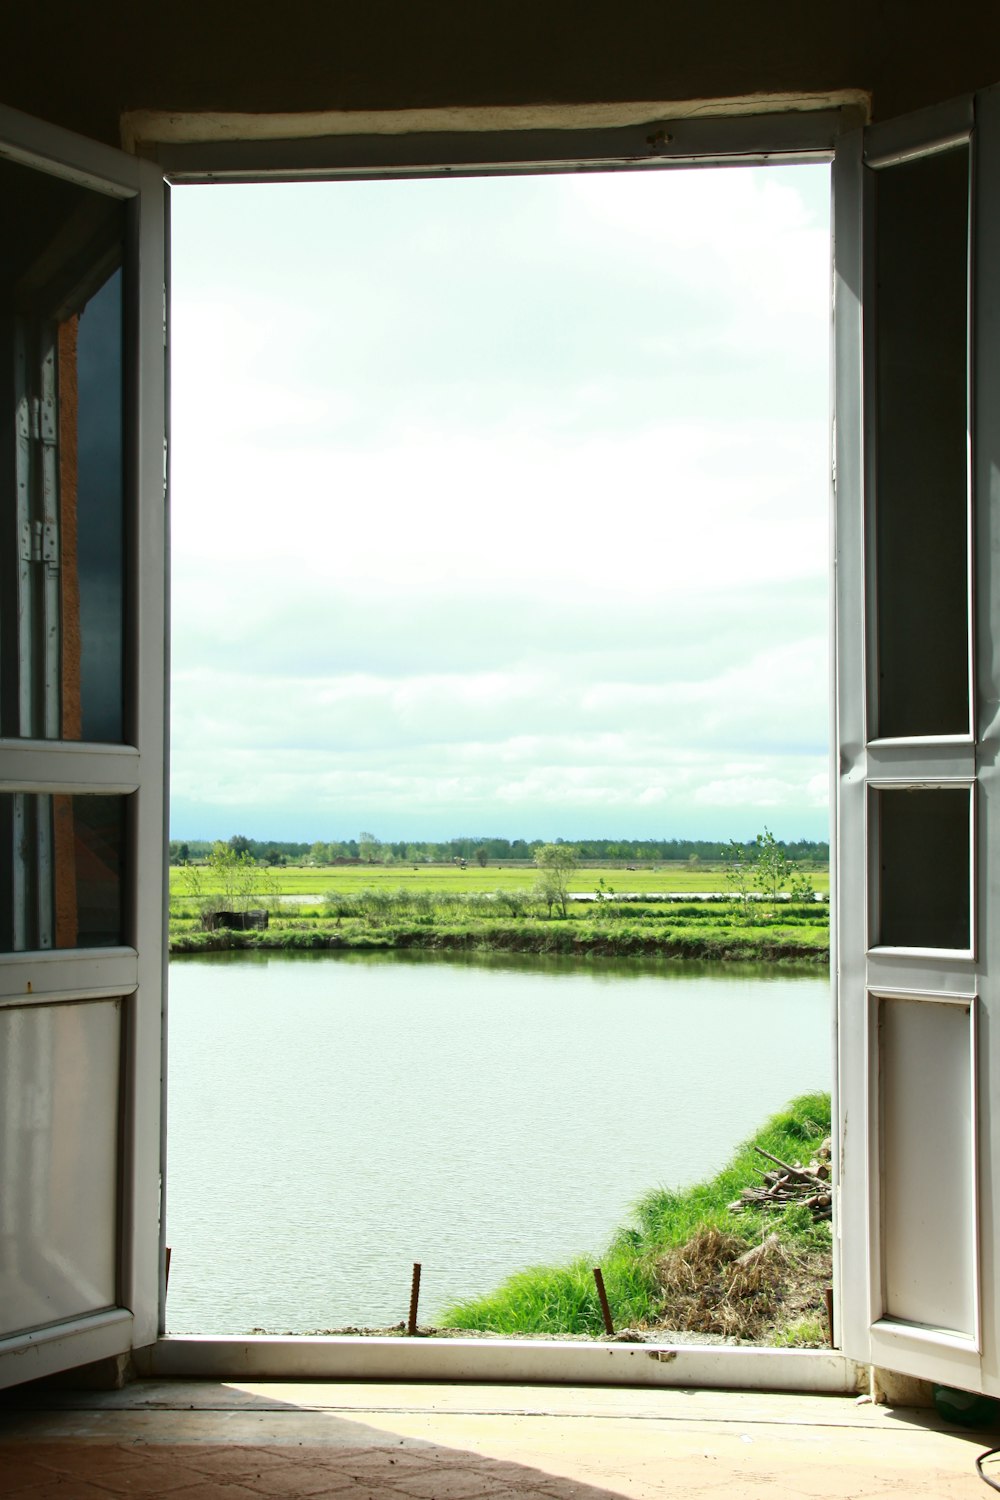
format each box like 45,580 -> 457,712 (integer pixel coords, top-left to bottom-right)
165,950 -> 830,1333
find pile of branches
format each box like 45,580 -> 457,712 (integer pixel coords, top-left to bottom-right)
729,1136 -> 833,1221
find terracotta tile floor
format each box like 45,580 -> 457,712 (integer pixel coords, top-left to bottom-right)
0,1381 -> 997,1500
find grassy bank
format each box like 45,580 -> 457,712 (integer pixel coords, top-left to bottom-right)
439,1093 -> 832,1345
170,900 -> 827,960
170,920 -> 827,962
169,896 -> 829,962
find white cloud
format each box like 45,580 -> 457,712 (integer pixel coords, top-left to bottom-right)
694,774 -> 797,809
168,165 -> 831,839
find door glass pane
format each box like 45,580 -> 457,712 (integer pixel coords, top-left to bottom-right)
0,156 -> 126,743
874,785 -> 971,950
874,145 -> 970,738
0,998 -> 121,1338
75,267 -> 126,742
0,791 -> 127,952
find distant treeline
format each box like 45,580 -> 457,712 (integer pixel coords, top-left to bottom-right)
168,834 -> 830,867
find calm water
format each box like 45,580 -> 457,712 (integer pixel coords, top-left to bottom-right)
165,950 -> 830,1333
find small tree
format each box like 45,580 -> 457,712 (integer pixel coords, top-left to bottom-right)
203,843 -> 280,916
724,829 -> 796,919
752,828 -> 794,900
474,845 -> 488,868
533,844 -> 578,918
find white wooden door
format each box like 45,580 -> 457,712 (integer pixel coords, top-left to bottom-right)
0,105 -> 166,1388
835,84 -> 1000,1392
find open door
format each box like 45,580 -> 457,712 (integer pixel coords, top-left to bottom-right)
0,105 -> 166,1387
835,83 -> 1000,1391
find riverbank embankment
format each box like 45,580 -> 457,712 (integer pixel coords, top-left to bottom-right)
170,922 -> 828,962
440,1091 -> 833,1345
169,898 -> 830,963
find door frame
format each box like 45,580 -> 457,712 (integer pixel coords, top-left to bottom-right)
147,99 -> 859,1389
4,90 -> 893,1393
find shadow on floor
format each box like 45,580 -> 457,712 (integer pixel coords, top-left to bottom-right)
0,1408 -> 627,1499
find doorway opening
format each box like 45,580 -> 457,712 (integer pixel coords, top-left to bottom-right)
164,161 -> 834,1344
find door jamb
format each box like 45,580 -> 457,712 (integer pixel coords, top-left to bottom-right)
147,96 -> 851,1384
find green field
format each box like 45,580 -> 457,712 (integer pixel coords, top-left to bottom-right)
170,861 -> 830,898
169,859 -> 830,961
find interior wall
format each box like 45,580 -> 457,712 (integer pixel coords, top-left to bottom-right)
2,1 -> 999,148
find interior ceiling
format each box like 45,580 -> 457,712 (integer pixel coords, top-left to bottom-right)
1,1 -> 999,148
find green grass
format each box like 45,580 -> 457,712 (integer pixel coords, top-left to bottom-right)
169,861 -> 830,898
169,871 -> 830,962
619,1092 -> 831,1255
439,1092 -> 832,1338
169,910 -> 828,961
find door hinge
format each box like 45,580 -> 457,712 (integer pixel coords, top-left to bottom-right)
20,395 -> 57,446
19,519 -> 59,565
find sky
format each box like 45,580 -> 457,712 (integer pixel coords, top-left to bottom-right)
169,163 -> 832,846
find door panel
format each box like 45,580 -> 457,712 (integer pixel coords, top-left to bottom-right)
0,998 -> 122,1338
835,84 -> 1000,1391
876,992 -> 977,1338
0,105 -> 166,1387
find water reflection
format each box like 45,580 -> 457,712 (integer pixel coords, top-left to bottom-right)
185,945 -> 824,982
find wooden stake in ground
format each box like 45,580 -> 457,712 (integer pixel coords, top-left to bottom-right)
593,1267 -> 615,1335
408,1262 -> 421,1336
